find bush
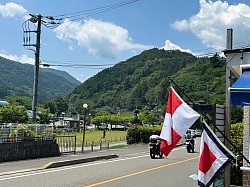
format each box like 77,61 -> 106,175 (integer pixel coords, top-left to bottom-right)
231,122 -> 243,186
126,125 -> 161,144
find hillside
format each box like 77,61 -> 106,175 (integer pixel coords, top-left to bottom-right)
0,56 -> 81,103
68,48 -> 226,112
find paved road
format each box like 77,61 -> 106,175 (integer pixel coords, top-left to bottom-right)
0,137 -> 187,174
0,141 -> 128,174
0,137 -> 199,187
0,141 -> 200,187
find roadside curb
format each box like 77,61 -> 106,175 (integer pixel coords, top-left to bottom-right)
42,154 -> 119,169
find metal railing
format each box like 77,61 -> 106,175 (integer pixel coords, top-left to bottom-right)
56,135 -> 76,154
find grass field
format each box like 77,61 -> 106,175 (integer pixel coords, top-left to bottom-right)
59,130 -> 127,147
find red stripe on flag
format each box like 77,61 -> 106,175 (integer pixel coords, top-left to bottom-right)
166,88 -> 182,116
199,142 -> 217,174
160,128 -> 182,156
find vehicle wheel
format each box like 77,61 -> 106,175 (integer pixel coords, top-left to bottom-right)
187,147 -> 191,153
159,151 -> 163,158
150,149 -> 155,159
192,146 -> 195,153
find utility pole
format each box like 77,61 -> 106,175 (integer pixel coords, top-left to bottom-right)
225,28 -> 233,187
23,14 -> 42,122
23,14 -> 61,122
32,15 -> 42,122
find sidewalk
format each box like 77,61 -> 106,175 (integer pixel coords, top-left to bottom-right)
0,138 -> 186,176
0,141 -> 127,175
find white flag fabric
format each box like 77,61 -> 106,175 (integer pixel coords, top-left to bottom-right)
198,121 -> 235,187
160,86 -> 200,157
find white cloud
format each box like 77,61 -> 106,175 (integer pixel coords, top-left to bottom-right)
171,0 -> 250,51
161,40 -> 193,54
0,52 -> 34,65
54,19 -> 152,59
0,2 -> 28,19
171,19 -> 189,31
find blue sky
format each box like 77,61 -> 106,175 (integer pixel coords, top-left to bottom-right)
1,0 -> 250,82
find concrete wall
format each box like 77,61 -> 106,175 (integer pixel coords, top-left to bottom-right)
242,106 -> 250,187
0,139 -> 60,162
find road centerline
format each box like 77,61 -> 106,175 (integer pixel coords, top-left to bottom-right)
84,156 -> 199,187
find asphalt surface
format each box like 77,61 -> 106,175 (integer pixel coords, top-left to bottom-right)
0,138 -> 186,176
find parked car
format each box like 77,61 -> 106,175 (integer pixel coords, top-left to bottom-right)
195,129 -> 202,137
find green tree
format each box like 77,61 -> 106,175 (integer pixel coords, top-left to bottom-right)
53,96 -> 68,116
140,106 -> 161,125
231,106 -> 243,124
44,96 -> 68,117
5,96 -> 32,110
44,100 -> 57,114
0,105 -> 28,123
231,122 -> 243,186
92,114 -> 134,129
37,107 -> 50,124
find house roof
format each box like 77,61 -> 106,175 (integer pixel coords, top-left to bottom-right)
0,101 -> 9,106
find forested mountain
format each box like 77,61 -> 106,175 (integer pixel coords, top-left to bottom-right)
68,48 -> 226,112
0,56 -> 81,103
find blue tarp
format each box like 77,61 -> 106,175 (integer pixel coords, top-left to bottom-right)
229,71 -> 250,106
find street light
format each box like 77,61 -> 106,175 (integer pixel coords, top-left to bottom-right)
134,109 -> 139,144
88,113 -> 91,126
62,112 -> 65,126
82,103 -> 88,153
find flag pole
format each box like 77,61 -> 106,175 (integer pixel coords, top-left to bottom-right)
168,77 -> 195,105
168,76 -> 250,164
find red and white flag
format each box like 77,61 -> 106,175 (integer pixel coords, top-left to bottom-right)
198,121 -> 235,187
160,86 -> 200,157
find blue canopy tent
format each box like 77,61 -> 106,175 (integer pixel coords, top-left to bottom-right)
229,71 -> 250,106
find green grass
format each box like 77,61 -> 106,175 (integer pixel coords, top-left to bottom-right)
111,145 -> 127,149
59,130 -> 127,147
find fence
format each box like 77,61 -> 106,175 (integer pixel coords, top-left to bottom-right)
0,136 -> 60,162
84,135 -> 126,147
56,136 -> 76,154
0,123 -> 76,137
55,135 -> 126,154
0,123 -> 55,137
0,124 -> 127,155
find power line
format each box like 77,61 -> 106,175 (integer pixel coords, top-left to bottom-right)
40,59 -> 117,68
42,60 -> 113,62
40,49 -> 223,69
40,62 -> 115,68
39,0 -> 139,27
52,0 -> 139,22
23,0 -> 140,32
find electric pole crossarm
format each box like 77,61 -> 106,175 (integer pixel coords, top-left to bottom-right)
23,44 -> 37,47
24,31 -> 38,33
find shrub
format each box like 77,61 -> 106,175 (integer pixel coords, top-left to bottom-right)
126,126 -> 161,144
231,122 -> 243,186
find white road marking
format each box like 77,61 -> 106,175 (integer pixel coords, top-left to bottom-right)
0,146 -> 185,181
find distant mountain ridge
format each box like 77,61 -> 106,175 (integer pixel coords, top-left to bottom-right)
0,56 -> 81,103
41,68 -> 80,85
68,48 -> 226,112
